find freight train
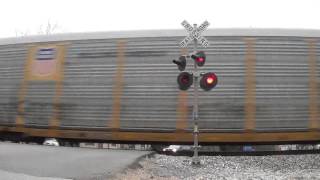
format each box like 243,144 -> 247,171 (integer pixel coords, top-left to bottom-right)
0,29 -> 319,144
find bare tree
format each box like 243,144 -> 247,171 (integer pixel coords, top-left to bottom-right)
15,29 -> 30,37
38,20 -> 59,35
15,20 -> 60,37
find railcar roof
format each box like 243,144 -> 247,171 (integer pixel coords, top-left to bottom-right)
0,28 -> 320,46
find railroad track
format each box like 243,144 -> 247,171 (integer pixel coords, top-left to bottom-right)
159,149 -> 320,156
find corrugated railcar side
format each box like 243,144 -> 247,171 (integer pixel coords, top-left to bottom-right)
0,29 -> 319,144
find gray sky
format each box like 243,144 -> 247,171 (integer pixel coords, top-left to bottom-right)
0,0 -> 319,38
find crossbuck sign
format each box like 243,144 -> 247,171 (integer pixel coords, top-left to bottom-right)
180,20 -> 210,48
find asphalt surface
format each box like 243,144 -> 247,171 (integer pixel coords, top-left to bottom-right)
0,142 -> 151,180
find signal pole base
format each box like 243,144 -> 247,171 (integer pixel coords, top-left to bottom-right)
191,157 -> 201,166
192,124 -> 200,166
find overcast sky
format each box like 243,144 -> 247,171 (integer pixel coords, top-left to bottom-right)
0,0 -> 319,38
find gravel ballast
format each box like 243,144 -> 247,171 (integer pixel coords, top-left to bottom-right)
115,154 -> 320,180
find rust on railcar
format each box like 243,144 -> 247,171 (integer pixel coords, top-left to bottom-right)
1,126 -> 320,143
244,38 -> 257,131
307,39 -> 319,131
48,44 -> 67,137
15,45 -> 34,131
109,40 -> 126,131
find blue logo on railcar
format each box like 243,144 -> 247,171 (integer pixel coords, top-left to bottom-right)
37,48 -> 56,60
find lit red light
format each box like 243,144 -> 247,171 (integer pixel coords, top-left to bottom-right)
200,72 -> 218,91
191,51 -> 206,67
197,57 -> 204,63
206,77 -> 214,84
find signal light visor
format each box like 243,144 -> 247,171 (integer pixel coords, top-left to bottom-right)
172,56 -> 187,71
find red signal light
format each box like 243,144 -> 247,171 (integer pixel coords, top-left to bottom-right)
200,72 -> 218,91
206,76 -> 214,84
191,51 -> 206,67
177,72 -> 193,91
197,57 -> 204,63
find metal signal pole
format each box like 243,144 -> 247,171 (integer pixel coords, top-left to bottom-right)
192,24 -> 200,165
179,20 -> 211,166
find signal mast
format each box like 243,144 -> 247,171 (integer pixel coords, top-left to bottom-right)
173,20 -> 217,165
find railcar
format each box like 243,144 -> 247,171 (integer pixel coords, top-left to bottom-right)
0,29 -> 319,144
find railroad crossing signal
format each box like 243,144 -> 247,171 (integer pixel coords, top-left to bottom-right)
174,20 -> 217,166
180,20 -> 210,48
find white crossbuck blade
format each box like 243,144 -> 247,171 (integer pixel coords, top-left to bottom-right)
180,20 -> 210,48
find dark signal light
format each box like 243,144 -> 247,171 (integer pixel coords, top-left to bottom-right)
177,72 -> 193,91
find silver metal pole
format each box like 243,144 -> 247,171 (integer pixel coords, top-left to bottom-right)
192,24 -> 200,165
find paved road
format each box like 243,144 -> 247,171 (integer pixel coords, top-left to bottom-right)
0,142 -> 151,180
